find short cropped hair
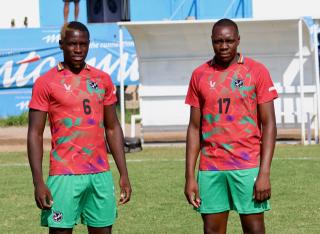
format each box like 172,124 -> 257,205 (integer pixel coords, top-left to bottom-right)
212,18 -> 239,36
60,21 -> 90,40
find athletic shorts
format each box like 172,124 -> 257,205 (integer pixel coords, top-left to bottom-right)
41,171 -> 117,228
63,0 -> 80,3
197,167 -> 270,214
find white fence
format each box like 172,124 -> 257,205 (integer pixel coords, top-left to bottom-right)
120,18 -> 320,144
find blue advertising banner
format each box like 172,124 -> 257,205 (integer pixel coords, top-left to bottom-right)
0,23 -> 138,117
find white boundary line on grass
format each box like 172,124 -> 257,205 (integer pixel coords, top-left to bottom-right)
0,157 -> 319,168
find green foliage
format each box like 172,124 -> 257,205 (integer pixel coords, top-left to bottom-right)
0,112 -> 28,127
116,104 -> 140,124
0,145 -> 320,233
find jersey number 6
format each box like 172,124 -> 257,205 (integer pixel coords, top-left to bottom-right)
83,99 -> 91,115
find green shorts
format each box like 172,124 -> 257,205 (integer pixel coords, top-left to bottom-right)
41,171 -> 117,228
197,167 -> 270,214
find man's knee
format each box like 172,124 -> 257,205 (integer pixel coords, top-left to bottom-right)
49,227 -> 73,234
240,213 -> 265,234
204,222 -> 226,234
87,225 -> 112,234
202,213 -> 229,234
242,224 -> 265,234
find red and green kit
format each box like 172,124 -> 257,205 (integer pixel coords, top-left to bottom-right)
29,63 -> 117,175
185,54 -> 278,171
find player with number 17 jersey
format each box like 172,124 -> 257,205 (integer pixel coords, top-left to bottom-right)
29,62 -> 117,175
185,54 -> 278,171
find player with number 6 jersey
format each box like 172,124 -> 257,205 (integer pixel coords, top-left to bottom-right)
27,21 -> 131,233
30,62 -> 116,175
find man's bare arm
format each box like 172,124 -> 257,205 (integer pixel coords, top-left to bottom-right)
104,104 -> 131,205
27,109 -> 53,209
254,101 -> 277,202
184,106 -> 201,208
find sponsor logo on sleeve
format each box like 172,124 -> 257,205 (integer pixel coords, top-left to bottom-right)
268,86 -> 276,92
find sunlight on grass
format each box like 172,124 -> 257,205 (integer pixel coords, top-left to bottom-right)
0,145 -> 319,233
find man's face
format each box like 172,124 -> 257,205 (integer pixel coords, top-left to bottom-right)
60,29 -> 89,71
211,25 -> 240,65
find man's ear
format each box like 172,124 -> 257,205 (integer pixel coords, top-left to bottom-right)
59,40 -> 63,49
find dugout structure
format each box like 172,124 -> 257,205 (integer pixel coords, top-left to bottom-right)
119,18 -> 320,144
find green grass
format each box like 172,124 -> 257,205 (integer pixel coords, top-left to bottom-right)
0,112 -> 28,127
0,145 -> 320,233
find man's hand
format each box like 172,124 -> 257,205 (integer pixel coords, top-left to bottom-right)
253,172 -> 271,202
34,182 -> 53,210
184,177 -> 201,208
119,175 -> 132,205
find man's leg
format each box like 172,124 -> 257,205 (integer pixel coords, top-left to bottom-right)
239,213 -> 265,234
202,212 -> 229,234
83,172 -> 116,232
74,2 -> 80,21
228,168 -> 270,234
63,2 -> 70,23
87,226 -> 112,234
49,228 -> 73,234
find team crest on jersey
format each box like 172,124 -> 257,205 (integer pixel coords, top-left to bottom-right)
234,79 -> 244,88
89,81 -> 98,89
52,210 -> 63,222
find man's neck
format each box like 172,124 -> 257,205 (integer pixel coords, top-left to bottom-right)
214,54 -> 239,69
62,62 -> 85,74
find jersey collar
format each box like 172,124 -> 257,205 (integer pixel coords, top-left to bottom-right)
210,53 -> 244,67
57,62 -> 90,72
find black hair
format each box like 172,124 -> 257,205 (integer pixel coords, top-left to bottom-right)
60,21 -> 90,40
212,18 -> 239,36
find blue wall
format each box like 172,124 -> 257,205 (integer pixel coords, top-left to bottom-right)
0,25 -> 137,117
130,0 -> 252,21
39,0 -> 252,25
0,0 -> 253,117
40,0 -> 88,27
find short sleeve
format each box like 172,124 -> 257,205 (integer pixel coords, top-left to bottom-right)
103,74 -> 117,106
29,77 -> 50,112
185,71 -> 200,108
255,64 -> 278,104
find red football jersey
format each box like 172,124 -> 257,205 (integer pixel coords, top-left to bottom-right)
185,54 -> 278,171
29,63 -> 117,175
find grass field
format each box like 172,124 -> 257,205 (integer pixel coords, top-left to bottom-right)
1,144 -> 320,233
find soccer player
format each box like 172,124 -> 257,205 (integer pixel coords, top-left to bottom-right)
27,21 -> 131,234
184,18 -> 278,234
